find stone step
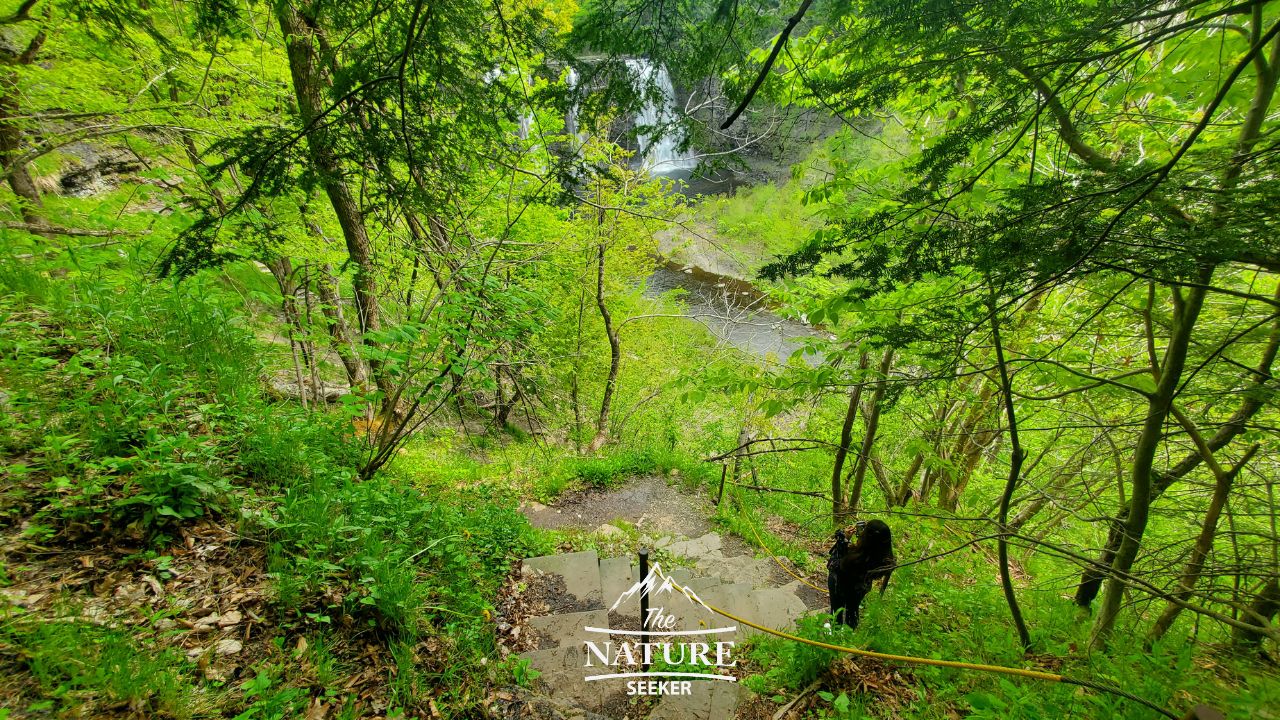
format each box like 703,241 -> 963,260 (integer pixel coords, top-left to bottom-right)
692,552 -> 774,590
516,543 -> 804,719
744,588 -> 807,638
518,644 -> 582,676
599,555 -> 638,610
662,532 -> 722,558
527,609 -> 609,652
523,550 -> 604,611
651,680 -> 745,720
684,575 -> 723,596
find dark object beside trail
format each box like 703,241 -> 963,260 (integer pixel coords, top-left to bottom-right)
827,519 -> 895,629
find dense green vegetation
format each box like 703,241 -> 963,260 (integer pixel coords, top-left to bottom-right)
1,0 -> 1278,718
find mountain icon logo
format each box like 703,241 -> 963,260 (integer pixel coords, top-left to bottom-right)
608,563 -> 712,613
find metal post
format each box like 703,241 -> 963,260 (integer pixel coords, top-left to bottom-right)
638,548 -> 650,672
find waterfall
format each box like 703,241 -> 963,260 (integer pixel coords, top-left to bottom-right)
565,67 -> 580,140
625,58 -> 697,175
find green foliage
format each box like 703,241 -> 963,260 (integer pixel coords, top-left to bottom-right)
263,465 -> 548,643
0,618 -> 201,717
0,267 -> 264,540
744,614 -> 854,694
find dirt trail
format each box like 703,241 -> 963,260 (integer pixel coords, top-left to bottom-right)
521,475 -> 713,537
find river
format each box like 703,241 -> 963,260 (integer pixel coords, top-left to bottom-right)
643,263 -> 823,367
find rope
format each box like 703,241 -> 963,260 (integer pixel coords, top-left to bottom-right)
653,566 -> 1180,720
742,508 -> 829,595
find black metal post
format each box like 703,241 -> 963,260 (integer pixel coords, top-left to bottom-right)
638,548 -> 650,672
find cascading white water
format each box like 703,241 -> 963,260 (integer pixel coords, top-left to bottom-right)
565,67 -> 581,140
625,58 -> 697,175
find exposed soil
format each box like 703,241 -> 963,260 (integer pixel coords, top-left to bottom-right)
521,475 -> 715,538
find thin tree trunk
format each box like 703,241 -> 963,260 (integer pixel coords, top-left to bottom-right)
896,453 -> 925,506
571,279 -> 586,451
0,26 -> 45,224
732,425 -> 752,487
589,241 -> 619,453
301,206 -> 369,392
939,381 -> 997,511
869,453 -> 895,507
848,348 -> 893,514
317,262 -> 368,391
830,352 -> 870,526
1091,273 -> 1212,649
990,290 -> 1032,652
1149,437 -> 1259,645
1075,283 -> 1280,607
265,256 -> 314,407
1233,579 -> 1280,652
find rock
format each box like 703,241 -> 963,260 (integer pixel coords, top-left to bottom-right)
595,524 -> 623,537
217,611 -> 243,628
215,638 -> 243,655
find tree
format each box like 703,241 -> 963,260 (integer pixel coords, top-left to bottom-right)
740,0 -> 1280,646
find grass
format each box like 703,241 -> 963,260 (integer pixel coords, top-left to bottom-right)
0,618 -> 207,717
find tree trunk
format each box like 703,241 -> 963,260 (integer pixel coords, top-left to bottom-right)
939,380 -> 997,511
1075,283 -> 1280,607
589,241 -> 619,453
848,348 -> 893,514
264,256 -> 316,407
276,3 -> 393,411
896,453 -> 925,506
0,26 -> 45,224
1232,579 -> 1280,653
991,290 -> 1032,652
1149,440 -> 1259,644
571,279 -> 586,451
869,453 -> 895,507
317,262 -> 368,391
1091,273 -> 1212,649
830,352 -> 870,526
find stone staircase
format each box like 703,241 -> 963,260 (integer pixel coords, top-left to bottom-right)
514,533 -> 813,720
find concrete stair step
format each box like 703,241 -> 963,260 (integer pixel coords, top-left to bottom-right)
518,645 -> 582,676
523,550 -> 604,611
651,680 -> 745,720
527,609 -> 609,651
516,540 -> 803,718
684,575 -> 723,596
598,555 -> 638,610
743,588 -> 807,638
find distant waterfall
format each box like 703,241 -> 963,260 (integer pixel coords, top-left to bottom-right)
625,58 -> 697,175
565,67 -> 581,140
